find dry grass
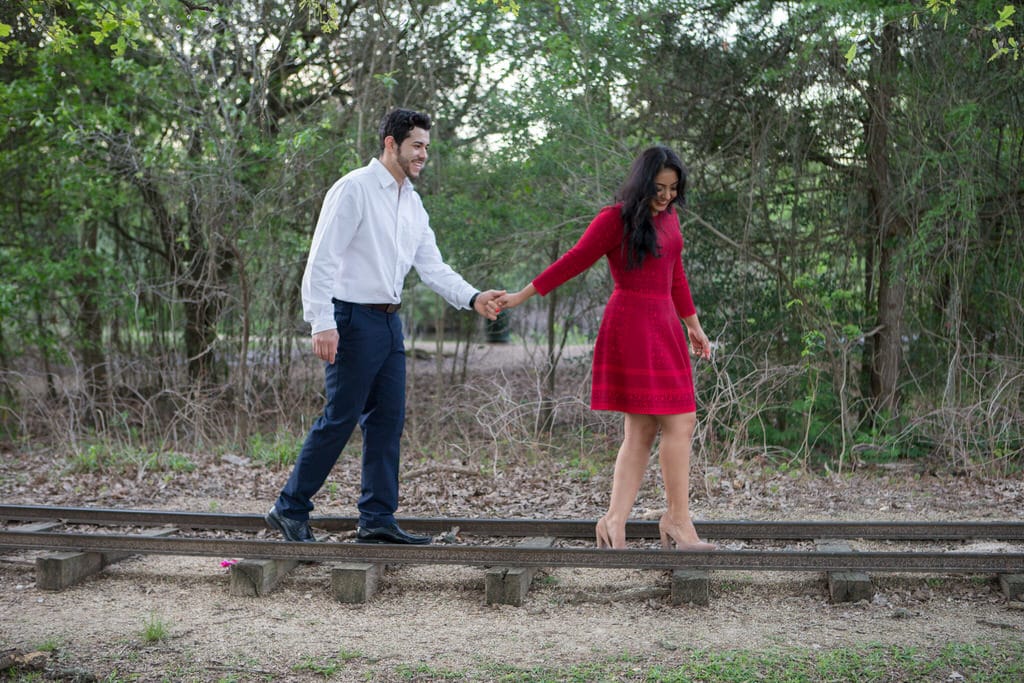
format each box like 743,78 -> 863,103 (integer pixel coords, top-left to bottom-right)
2,337 -> 1021,478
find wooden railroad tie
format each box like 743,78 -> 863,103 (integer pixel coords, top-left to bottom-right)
485,536 -> 556,606
815,538 -> 874,603
35,526 -> 177,591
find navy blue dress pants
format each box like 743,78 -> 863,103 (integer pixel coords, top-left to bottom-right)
275,301 -> 406,528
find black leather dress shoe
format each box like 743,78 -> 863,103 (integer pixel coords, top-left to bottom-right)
356,524 -> 432,545
265,505 -> 317,543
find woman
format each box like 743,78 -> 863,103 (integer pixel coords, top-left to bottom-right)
495,146 -> 715,551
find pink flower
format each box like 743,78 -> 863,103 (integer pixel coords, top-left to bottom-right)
220,559 -> 239,569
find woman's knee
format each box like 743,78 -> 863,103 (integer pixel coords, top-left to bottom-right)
624,413 -> 659,447
658,412 -> 696,439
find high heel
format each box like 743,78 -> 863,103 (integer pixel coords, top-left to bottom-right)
595,515 -> 626,548
595,516 -> 612,548
659,514 -> 716,551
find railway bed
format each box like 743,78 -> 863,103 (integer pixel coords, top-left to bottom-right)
2,504 -> 1022,606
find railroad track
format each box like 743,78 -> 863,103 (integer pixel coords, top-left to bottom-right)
4,503 -> 1024,540
2,501 -> 1024,540
2,504 -> 1023,573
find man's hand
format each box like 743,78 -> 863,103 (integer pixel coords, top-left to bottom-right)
472,289 -> 506,321
312,329 -> 339,364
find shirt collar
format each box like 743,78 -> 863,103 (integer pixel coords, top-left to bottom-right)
369,157 -> 412,191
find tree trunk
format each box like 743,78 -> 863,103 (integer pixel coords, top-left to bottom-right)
74,220 -> 109,420
873,244 -> 907,415
864,21 -> 907,417
181,127 -> 224,386
540,285 -> 559,433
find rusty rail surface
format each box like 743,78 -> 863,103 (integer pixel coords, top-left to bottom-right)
3,504 -> 1024,541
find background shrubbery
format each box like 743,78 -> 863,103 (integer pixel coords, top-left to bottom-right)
1,0 -> 1021,475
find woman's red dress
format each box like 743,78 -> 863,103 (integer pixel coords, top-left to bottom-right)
531,204 -> 698,415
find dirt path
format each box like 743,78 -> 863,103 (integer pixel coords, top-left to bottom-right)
2,455 -> 1023,681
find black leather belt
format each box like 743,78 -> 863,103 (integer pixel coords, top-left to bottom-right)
363,303 -> 401,313
332,298 -> 402,314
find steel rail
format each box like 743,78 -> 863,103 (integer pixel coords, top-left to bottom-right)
2,505 -> 1023,541
1,530 -> 1022,573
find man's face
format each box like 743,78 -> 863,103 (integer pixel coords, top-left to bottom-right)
392,127 -> 430,180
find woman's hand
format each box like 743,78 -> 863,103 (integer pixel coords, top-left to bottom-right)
492,283 -> 537,313
685,321 -> 712,360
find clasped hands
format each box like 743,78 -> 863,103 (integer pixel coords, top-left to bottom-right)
472,289 -> 506,321
312,289 -> 508,364
486,284 -> 535,317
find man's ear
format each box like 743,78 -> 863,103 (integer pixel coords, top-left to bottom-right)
382,135 -> 397,155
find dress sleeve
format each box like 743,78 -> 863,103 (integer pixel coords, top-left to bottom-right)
671,236 -> 697,318
532,206 -> 623,296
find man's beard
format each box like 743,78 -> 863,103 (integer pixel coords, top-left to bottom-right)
398,155 -> 423,182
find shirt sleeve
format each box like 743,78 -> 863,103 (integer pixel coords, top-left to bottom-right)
301,178 -> 363,334
531,206 -> 623,296
412,222 -> 477,310
671,236 -> 697,319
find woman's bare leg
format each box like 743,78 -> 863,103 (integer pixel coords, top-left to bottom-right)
656,412 -> 713,548
598,413 -> 658,548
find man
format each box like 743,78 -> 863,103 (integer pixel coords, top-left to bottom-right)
266,108 -> 503,545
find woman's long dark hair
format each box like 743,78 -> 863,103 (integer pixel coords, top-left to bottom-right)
616,145 -> 687,270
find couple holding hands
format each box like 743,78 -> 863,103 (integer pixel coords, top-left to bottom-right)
265,108 -> 716,553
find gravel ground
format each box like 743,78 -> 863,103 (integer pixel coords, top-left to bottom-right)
3,476 -> 1023,681
2,342 -> 1023,681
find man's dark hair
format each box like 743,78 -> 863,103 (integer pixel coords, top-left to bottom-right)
379,108 -> 432,153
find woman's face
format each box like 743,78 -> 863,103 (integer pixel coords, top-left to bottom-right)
649,167 -> 679,214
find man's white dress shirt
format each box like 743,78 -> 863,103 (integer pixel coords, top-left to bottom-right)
302,158 -> 477,335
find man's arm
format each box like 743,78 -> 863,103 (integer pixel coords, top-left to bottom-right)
302,178 -> 363,335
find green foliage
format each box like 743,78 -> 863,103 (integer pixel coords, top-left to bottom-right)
565,450 -> 607,482
297,0 -> 341,32
292,650 -> 363,677
1,0 -> 1022,476
246,430 -> 302,469
35,637 -> 62,652
841,1 -> 1021,64
0,1 -> 142,65
987,4 -> 1020,61
68,443 -> 196,475
140,613 -> 170,643
746,382 -> 841,465
394,662 -> 465,680
449,641 -> 1024,681
477,0 -> 521,14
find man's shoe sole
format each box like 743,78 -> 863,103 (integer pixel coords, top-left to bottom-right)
355,536 -> 431,545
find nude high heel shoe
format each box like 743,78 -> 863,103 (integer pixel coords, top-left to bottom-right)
595,515 -> 626,548
658,514 -> 716,551
595,516 -> 612,548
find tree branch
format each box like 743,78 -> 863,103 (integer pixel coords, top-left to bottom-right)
179,0 -> 215,12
